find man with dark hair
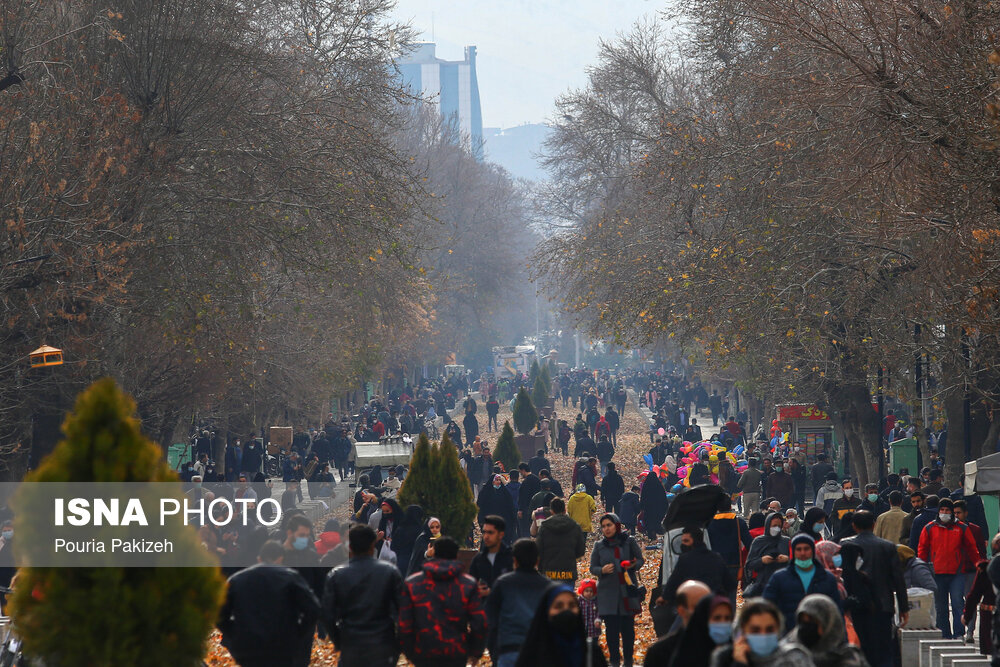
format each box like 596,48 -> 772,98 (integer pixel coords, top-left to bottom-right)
859,482 -> 889,517
909,494 -> 940,550
536,496 -> 585,584
218,540 -> 321,667
516,463 -> 541,538
924,468 -> 944,496
810,453 -> 834,495
657,526 -> 737,609
707,494 -> 752,586
917,497 -> 980,638
468,515 -> 513,596
902,490 -> 926,543
841,510 -> 909,667
538,469 -> 563,498
737,458 -> 762,518
874,490 -> 908,544
486,539 -> 548,667
528,449 -> 550,476
323,524 -> 404,667
830,479 -> 861,533
399,536 -> 488,667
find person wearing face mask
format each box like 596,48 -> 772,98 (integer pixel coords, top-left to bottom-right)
658,527 -> 737,612
857,483 -> 888,517
515,584 -> 609,667
813,540 -> 847,600
829,480 -> 860,534
763,534 -> 842,633
478,474 -> 518,542
744,513 -> 791,597
784,594 -> 867,667
917,497 -> 980,638
709,598 -> 812,667
908,494 -> 939,550
798,507 -> 831,543
763,460 -> 793,511
281,513 -> 325,601
646,586 -> 734,667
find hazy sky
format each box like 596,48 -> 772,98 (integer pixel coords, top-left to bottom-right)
391,0 -> 663,129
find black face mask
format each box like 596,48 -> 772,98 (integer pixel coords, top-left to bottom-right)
550,610 -> 580,635
680,543 -> 693,553
797,620 -> 821,647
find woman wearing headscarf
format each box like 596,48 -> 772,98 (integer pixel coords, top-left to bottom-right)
663,455 -> 680,488
799,507 -> 831,542
477,474 -> 517,542
408,517 -> 442,575
783,594 -> 867,667
813,540 -> 847,600
590,513 -> 644,667
640,472 -> 668,540
515,584 -> 608,667
710,598 -> 812,667
671,595 -> 734,667
744,512 -> 790,597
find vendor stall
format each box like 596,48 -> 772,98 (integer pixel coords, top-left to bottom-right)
776,404 -> 836,464
965,453 -> 1000,550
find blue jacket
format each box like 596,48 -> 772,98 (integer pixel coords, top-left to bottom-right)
763,560 -> 842,633
618,492 -> 641,529
485,569 -> 550,655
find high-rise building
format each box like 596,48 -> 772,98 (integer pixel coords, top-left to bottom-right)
397,42 -> 484,160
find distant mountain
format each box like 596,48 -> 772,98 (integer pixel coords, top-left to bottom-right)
482,124 -> 552,182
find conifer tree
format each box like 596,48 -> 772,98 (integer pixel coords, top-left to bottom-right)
532,375 -> 549,416
529,358 -> 541,385
432,432 -> 477,540
513,386 -> 538,435
10,378 -> 225,667
398,432 -> 435,510
493,421 -> 521,474
539,363 -> 553,398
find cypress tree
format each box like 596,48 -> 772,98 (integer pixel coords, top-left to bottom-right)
531,375 -> 548,415
398,432 -> 435,510
513,386 -> 538,435
10,378 -> 225,667
529,358 -> 541,385
539,363 -> 553,398
432,432 -> 477,540
493,421 -> 520,473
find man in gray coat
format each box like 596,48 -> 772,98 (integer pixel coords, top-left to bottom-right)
737,458 -> 762,517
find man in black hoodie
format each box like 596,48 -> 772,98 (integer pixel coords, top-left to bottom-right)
536,498 -> 586,584
468,515 -> 514,595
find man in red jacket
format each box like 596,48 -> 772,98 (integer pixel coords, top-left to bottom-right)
917,497 -> 980,638
399,536 -> 487,667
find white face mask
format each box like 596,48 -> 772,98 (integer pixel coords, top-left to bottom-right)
769,526 -> 782,537
939,512 -> 952,523
844,488 -> 854,498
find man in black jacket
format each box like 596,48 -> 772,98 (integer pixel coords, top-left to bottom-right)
516,463 -> 541,538
528,449 -> 550,476
656,526 -> 737,608
840,511 -> 908,667
219,540 -> 321,667
324,524 -> 404,667
536,498 -> 585,584
468,516 -> 514,595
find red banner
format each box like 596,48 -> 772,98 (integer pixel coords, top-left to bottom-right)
777,404 -> 830,421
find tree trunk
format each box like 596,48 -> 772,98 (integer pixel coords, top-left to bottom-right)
943,391 -> 966,489
827,382 -> 882,485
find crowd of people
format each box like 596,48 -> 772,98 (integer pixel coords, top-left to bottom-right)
210,365 -> 1000,667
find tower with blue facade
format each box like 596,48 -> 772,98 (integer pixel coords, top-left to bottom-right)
397,42 -> 484,160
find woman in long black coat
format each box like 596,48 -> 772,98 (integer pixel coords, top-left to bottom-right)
639,472 -> 668,540
477,474 -> 517,542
